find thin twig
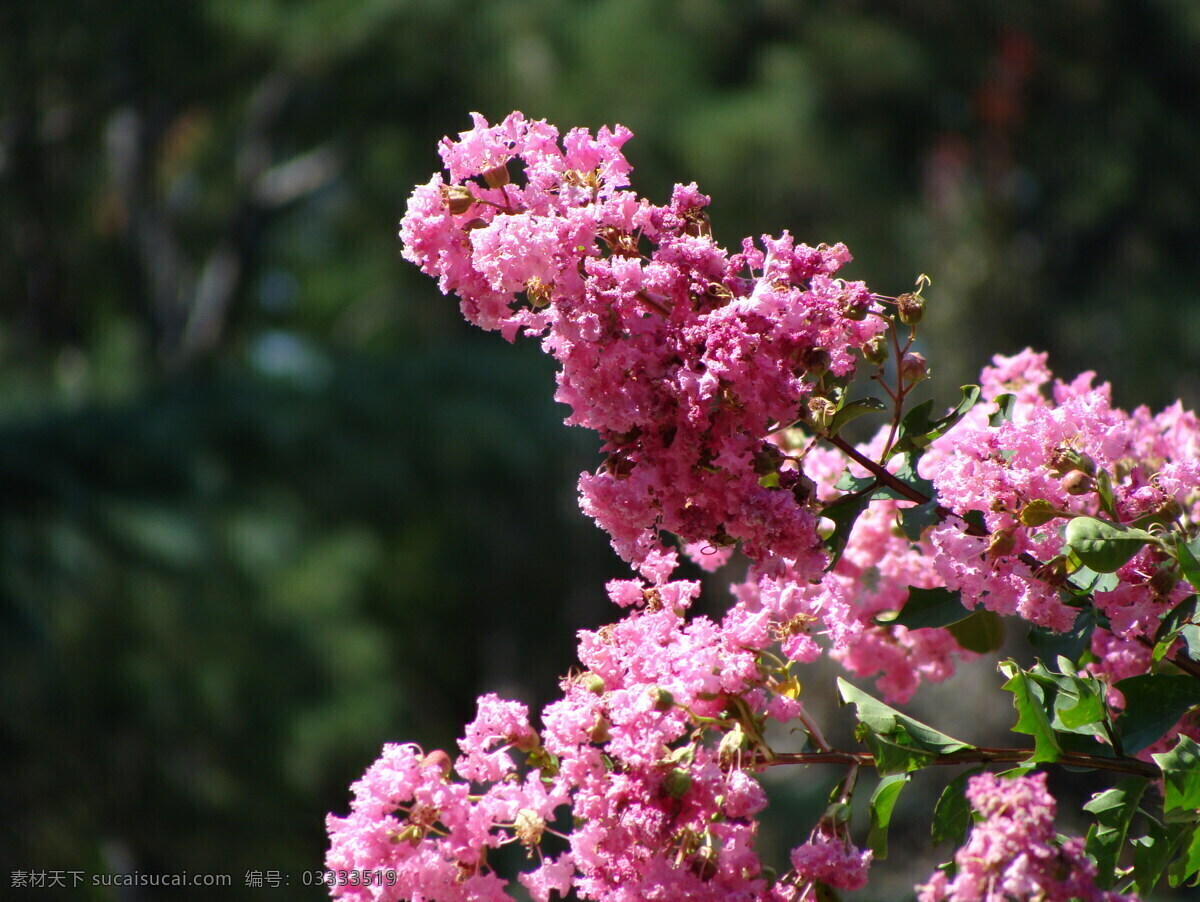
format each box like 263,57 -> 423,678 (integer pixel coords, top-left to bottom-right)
765,746 -> 1160,779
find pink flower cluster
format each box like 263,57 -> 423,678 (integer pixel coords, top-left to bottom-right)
330,113 -> 1200,901
754,349 -> 1200,705
401,111 -> 886,581
326,579 -> 870,900
917,772 -> 1139,902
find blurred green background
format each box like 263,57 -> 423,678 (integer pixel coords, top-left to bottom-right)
3,1 -> 1198,898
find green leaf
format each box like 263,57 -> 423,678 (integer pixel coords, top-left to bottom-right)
1117,676 -> 1200,756
892,449 -> 935,498
1029,606 -> 1097,665
1064,563 -> 1121,595
1177,537 -> 1200,593
1153,735 -> 1200,819
988,393 -> 1016,427
1168,823 -> 1200,888
839,678 -> 972,774
867,773 -> 909,859
1132,818 -> 1193,895
1064,517 -> 1157,574
1154,594 -> 1198,664
999,661 -> 1061,763
887,385 -> 982,459
1052,676 -> 1107,732
1095,469 -> 1119,519
830,397 -> 887,436
947,609 -> 1005,653
885,586 -> 971,630
1084,777 -> 1147,887
931,767 -> 982,846
822,491 -> 872,569
898,500 -> 940,541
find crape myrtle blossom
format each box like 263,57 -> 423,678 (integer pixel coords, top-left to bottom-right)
401,111 -> 886,582
326,578 -> 854,901
329,112 -> 1200,900
917,772 -> 1139,902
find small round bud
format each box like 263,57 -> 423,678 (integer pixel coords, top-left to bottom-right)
589,715 -> 611,744
581,672 -> 606,695
482,163 -> 510,189
648,686 -> 675,712
987,528 -> 1016,558
420,749 -> 453,779
863,334 -> 889,366
806,396 -> 837,432
662,767 -> 692,799
511,727 -> 541,753
899,352 -> 930,385
442,184 -> 474,215
896,292 -> 925,325
1061,470 -> 1095,495
1150,565 -> 1178,597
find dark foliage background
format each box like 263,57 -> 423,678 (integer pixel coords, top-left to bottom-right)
2,1 -> 1197,898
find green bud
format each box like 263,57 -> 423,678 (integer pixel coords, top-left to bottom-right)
581,672 -> 606,695
896,291 -> 925,325
442,184 -> 474,215
663,767 -> 692,799
1061,470 -> 1095,495
806,396 -> 837,432
648,686 -> 675,712
987,528 -> 1016,558
863,334 -> 889,366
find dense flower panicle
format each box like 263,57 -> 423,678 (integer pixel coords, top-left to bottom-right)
917,773 -> 1140,902
401,111 -> 886,579
329,578 -> 814,900
334,112 -> 1200,901
776,348 -> 1198,704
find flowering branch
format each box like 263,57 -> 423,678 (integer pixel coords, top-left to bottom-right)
325,111 -> 1200,902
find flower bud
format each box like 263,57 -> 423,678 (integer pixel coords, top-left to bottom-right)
648,686 -> 675,712
1061,470 -> 1095,495
420,749 -> 453,779
718,723 -> 748,768
1150,564 -> 1178,597
581,672 -> 606,695
662,766 -> 692,799
806,396 -> 837,432
987,528 -> 1016,559
511,727 -> 541,753
442,184 -> 474,215
899,352 -> 930,385
482,163 -> 510,189
1048,447 -> 1096,478
589,715 -> 611,744
896,292 -> 925,325
863,334 -> 889,366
